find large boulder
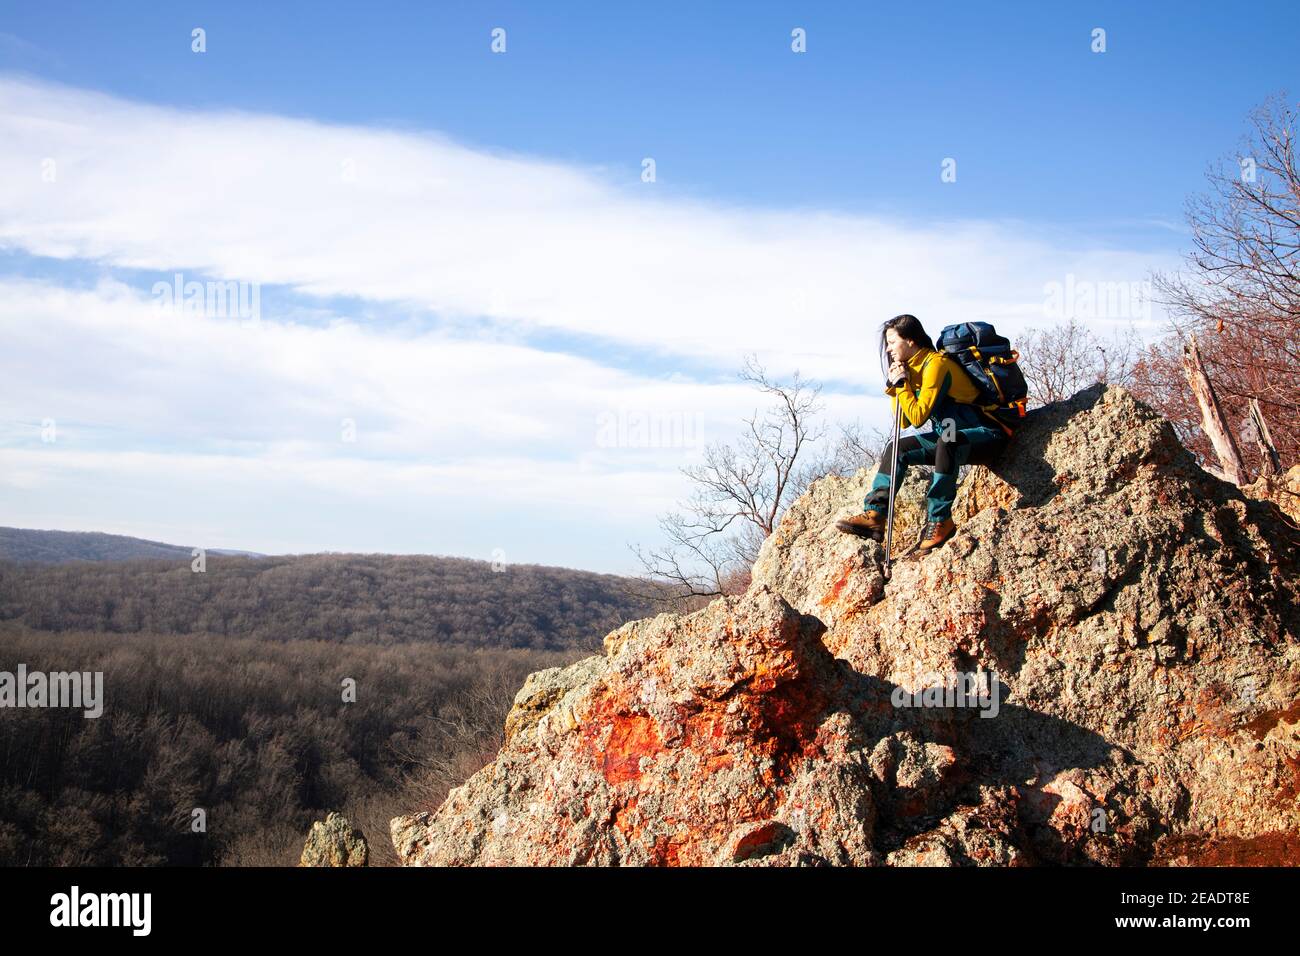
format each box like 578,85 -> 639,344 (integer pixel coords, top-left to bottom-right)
392,588 -> 885,866
394,385 -> 1300,866
300,812 -> 368,867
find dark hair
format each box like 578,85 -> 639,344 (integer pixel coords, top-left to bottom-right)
878,313 -> 934,378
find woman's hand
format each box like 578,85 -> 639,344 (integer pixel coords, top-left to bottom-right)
887,361 -> 906,387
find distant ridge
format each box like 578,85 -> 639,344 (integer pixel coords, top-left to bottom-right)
0,548 -> 658,651
0,527 -> 265,563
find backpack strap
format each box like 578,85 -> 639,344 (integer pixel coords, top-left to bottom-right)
976,401 -> 1025,438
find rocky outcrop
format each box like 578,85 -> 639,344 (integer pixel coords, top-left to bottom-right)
300,812 -> 368,867
1245,464 -> 1300,525
393,385 -> 1300,866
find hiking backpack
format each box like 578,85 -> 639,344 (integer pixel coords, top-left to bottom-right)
936,322 -> 1029,433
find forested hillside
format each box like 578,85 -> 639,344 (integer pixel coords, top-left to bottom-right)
0,553 -> 653,651
0,550 -> 656,864
0,623 -> 575,865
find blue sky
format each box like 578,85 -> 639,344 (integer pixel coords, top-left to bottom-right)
6,1 -> 1294,235
0,3 -> 1296,573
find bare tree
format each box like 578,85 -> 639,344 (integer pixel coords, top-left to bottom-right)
1016,318 -> 1143,407
630,356 -> 830,605
1139,94 -> 1300,473
396,663 -> 521,813
792,420 -> 889,491
1159,95 -> 1300,333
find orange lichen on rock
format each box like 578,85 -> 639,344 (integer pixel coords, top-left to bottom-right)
602,713 -> 662,786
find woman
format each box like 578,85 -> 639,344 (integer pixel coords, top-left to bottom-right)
836,314 -> 1008,552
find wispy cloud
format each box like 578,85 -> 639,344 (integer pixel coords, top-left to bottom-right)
0,75 -> 1175,383
0,75 -> 1180,569
0,276 -> 841,568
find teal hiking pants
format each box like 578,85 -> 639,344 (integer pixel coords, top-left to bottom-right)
864,414 -> 1006,522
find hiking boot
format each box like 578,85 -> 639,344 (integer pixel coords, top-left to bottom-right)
835,510 -> 888,538
917,518 -> 956,551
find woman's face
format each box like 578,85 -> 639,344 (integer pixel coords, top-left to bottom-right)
886,328 -> 918,363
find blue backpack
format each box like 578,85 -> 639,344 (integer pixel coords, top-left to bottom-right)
937,322 -> 1029,433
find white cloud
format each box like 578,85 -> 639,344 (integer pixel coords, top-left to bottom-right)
0,277 -> 784,569
0,74 -> 1176,387
0,75 -> 1184,570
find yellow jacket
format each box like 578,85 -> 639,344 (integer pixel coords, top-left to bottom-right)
885,347 -> 982,429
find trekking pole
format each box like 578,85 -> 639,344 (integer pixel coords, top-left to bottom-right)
883,398 -> 902,577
